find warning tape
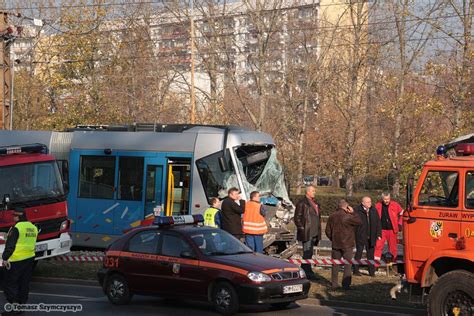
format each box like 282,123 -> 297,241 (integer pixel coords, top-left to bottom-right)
287,258 -> 404,266
52,255 -> 104,262
50,255 -> 403,267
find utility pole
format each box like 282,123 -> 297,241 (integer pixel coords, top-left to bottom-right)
189,0 -> 196,124
0,11 -> 12,130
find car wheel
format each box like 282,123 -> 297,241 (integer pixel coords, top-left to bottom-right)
427,270 -> 474,316
212,282 -> 239,315
271,301 -> 293,309
105,274 -> 133,305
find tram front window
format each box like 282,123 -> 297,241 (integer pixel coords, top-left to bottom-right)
196,150 -> 239,200
234,146 -> 290,202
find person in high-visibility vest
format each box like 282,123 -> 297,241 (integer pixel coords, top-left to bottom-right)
243,191 -> 268,253
203,197 -> 222,228
2,208 -> 38,306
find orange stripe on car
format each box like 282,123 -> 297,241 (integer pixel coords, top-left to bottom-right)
111,251 -> 248,275
200,261 -> 248,276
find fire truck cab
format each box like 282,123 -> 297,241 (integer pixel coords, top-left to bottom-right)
404,134 -> 474,315
0,144 -> 72,260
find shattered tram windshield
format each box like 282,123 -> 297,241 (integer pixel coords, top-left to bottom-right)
234,146 -> 291,203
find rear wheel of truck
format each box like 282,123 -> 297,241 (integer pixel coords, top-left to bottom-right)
427,270 -> 474,316
105,274 -> 133,305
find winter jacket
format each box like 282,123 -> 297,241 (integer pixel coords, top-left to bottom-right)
325,207 -> 362,249
221,197 -> 245,235
355,204 -> 382,247
294,196 -> 322,242
375,201 -> 403,233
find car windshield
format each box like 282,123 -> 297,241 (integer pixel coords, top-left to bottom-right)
0,161 -> 65,206
189,229 -> 253,256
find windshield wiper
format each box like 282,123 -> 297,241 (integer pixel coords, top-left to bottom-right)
225,251 -> 253,255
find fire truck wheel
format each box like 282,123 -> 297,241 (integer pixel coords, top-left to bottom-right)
212,281 -> 239,315
105,274 -> 133,305
428,270 -> 474,316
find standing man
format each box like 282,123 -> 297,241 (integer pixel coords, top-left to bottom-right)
243,191 -> 267,253
375,192 -> 403,261
221,187 -> 245,241
325,200 -> 362,289
354,196 -> 381,277
2,208 -> 38,308
294,185 -> 321,280
203,197 -> 222,228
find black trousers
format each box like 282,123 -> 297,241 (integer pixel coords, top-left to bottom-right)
331,248 -> 353,288
4,257 -> 35,304
302,237 -> 319,277
354,240 -> 376,276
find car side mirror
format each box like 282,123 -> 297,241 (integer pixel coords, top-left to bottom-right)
180,251 -> 196,259
2,194 -> 10,211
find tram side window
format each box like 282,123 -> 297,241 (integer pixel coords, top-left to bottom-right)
118,157 -> 144,201
466,171 -> 474,209
79,156 -> 116,199
418,170 -> 459,208
196,151 -> 239,200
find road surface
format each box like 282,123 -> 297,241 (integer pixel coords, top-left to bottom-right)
0,282 -> 426,315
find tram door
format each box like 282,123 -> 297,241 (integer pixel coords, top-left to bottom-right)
166,159 -> 191,216
144,158 -> 166,218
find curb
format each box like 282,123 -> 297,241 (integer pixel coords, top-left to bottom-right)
31,277 -> 99,287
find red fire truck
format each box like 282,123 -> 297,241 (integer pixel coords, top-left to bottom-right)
0,144 -> 71,260
404,134 -> 474,315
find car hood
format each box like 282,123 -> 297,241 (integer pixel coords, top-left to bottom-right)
208,253 -> 299,273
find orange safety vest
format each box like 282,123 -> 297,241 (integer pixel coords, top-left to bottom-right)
242,201 -> 268,235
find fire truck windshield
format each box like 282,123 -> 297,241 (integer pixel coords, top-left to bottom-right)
0,161 -> 65,207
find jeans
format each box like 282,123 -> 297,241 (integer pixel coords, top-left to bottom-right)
331,248 -> 353,288
354,240 -> 375,276
302,236 -> 318,276
245,234 -> 264,253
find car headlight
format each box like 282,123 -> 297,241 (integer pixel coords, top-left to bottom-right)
60,220 -> 69,231
247,272 -> 272,283
299,268 -> 306,279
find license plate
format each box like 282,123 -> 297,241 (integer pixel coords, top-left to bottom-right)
283,284 -> 303,294
35,244 -> 47,252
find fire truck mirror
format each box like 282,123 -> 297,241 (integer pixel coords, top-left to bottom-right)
1,194 -> 10,210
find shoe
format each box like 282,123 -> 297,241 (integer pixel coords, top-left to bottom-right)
342,286 -> 351,290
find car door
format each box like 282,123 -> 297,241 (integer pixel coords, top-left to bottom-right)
121,229 -> 166,294
159,232 -> 207,299
408,168 -> 462,280
462,170 -> 474,249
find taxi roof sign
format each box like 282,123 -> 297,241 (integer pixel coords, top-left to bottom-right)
153,214 -> 204,227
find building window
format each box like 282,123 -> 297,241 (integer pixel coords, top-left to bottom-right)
118,157 -> 144,201
79,156 -> 116,199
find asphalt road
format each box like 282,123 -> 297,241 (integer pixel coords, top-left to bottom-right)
0,282 -> 426,316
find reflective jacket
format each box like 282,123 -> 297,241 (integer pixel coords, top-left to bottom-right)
204,207 -> 221,228
8,221 -> 38,262
242,201 -> 268,235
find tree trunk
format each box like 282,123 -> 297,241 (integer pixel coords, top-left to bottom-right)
296,96 -> 309,195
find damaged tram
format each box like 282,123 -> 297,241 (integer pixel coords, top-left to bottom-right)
0,124 -> 297,257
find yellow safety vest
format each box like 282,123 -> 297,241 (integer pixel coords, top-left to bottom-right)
204,208 -> 219,228
9,222 -> 38,262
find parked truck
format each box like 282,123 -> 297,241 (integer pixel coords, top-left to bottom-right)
0,143 -> 72,260
403,134 -> 474,315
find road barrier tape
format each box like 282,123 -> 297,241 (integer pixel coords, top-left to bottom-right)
53,255 -> 104,262
50,255 -> 403,267
287,258 -> 404,266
